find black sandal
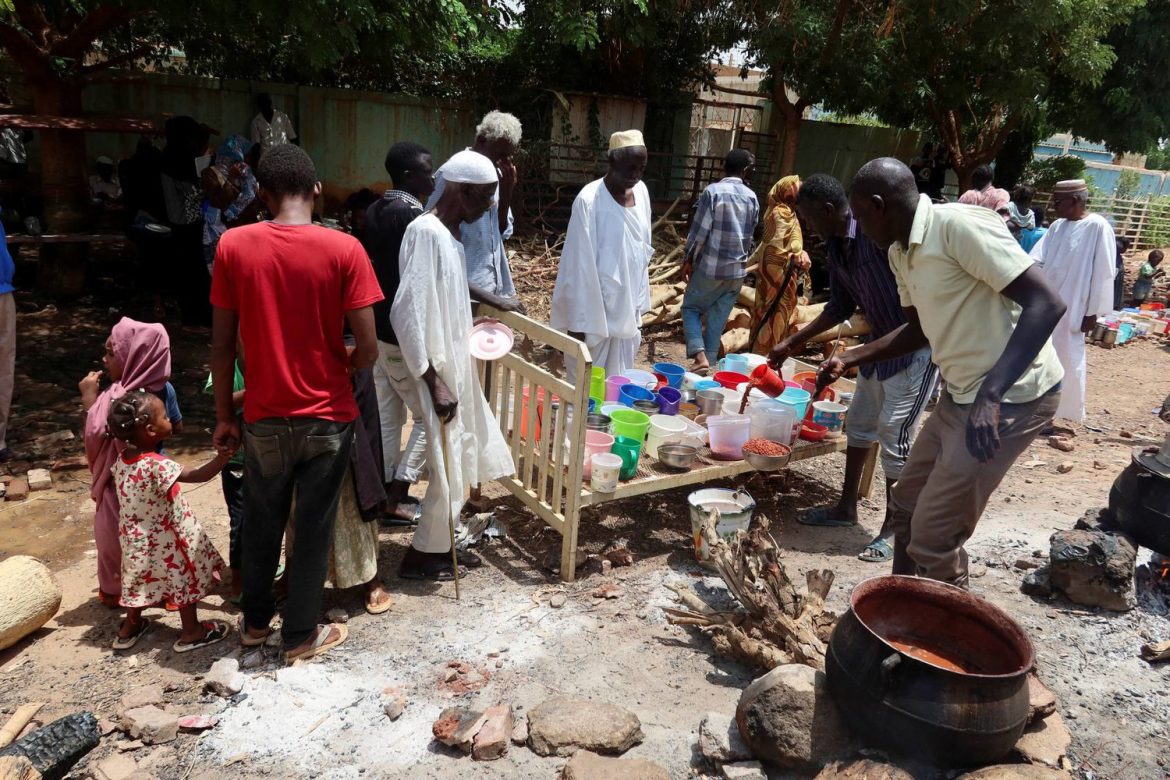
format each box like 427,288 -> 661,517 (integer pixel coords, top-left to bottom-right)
399,548 -> 459,581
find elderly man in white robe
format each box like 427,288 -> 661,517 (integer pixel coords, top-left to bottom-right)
1029,179 -> 1116,423
391,150 -> 515,581
551,130 -> 653,381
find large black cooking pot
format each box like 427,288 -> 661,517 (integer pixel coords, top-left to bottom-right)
825,576 -> 1034,767
1107,449 -> 1170,556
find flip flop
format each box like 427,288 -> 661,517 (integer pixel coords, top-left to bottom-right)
798,507 -> 860,527
859,537 -> 894,563
379,503 -> 422,527
273,563 -> 286,581
112,618 -> 151,650
239,618 -> 273,647
285,623 -> 348,664
365,592 -> 394,615
173,620 -> 230,654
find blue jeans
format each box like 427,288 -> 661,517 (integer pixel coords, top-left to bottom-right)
682,275 -> 744,364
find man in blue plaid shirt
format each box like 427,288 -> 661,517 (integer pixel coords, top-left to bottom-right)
681,150 -> 760,372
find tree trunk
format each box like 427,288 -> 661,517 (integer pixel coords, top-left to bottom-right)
31,79 -> 90,300
779,110 -> 801,177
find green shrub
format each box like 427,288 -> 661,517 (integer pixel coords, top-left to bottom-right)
1023,156 -> 1086,191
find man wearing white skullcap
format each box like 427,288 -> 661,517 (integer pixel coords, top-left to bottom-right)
1028,179 -> 1116,423
426,111 -> 525,313
551,129 -> 653,380
391,149 -> 514,580
91,155 -> 122,203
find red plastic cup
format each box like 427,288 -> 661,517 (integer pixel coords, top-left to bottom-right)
713,370 -> 749,390
750,364 -> 786,397
653,372 -> 670,391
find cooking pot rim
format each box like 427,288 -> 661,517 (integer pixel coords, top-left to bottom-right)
848,575 -> 1036,678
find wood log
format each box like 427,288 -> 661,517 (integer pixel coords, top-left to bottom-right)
0,705 -> 44,749
0,557 -> 61,651
725,307 -> 751,331
737,286 -> 756,308
720,327 -> 750,356
0,757 -> 41,780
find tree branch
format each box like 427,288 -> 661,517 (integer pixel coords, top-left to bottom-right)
0,21 -> 55,82
819,0 -> 854,66
11,0 -> 53,49
79,43 -> 157,78
50,5 -> 142,62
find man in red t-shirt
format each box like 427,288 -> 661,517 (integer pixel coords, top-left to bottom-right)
210,144 -> 382,663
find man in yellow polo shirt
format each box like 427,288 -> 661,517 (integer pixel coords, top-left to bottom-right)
818,157 -> 1065,587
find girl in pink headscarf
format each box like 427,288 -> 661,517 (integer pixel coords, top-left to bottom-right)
80,318 -> 175,606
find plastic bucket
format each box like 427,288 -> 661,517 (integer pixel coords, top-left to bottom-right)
718,354 -> 750,375
714,370 -> 749,390
589,367 -> 607,405
688,488 -> 756,563
657,386 -> 682,415
624,368 -> 658,390
653,362 -> 686,389
619,384 -> 656,408
750,363 -> 786,397
812,400 -> 848,432
707,414 -> 751,460
590,453 -> 621,493
583,430 -> 615,480
748,399 -> 797,445
609,408 -> 651,441
611,435 -> 643,480
520,387 -> 558,440
695,379 -> 721,392
605,375 -> 630,402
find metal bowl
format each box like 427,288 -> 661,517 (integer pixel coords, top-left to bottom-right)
633,399 -> 660,414
585,413 -> 611,431
742,442 -> 792,472
697,389 -> 724,416
657,443 -> 698,470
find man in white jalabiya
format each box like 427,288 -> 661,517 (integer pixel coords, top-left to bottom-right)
1029,179 -> 1116,423
550,130 -> 653,381
391,150 -> 514,581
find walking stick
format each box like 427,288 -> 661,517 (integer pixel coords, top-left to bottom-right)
438,420 -> 461,600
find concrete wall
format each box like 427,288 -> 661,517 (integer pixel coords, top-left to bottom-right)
81,73 -> 480,209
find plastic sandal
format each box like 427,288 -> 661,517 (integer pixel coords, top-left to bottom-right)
173,620 -> 230,654
111,618 -> 150,651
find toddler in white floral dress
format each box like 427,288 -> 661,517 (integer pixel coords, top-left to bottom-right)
107,389 -> 232,652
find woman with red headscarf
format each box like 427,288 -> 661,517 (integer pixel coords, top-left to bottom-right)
80,318 -> 174,606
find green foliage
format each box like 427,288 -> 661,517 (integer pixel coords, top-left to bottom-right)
1143,197 -> 1170,248
1115,168 -> 1143,199
1145,145 -> 1170,171
817,112 -> 888,128
1052,0 -> 1170,154
1022,156 -> 1087,191
865,0 -> 1143,174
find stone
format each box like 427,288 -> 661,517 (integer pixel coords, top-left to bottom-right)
472,705 -> 513,761
1014,712 -> 1071,768
1048,529 -> 1136,612
735,664 -> 856,772
1021,566 -> 1053,598
4,478 -> 28,501
120,683 -> 165,710
1056,462 -> 1074,474
1047,436 -> 1075,452
549,593 -> 567,609
560,750 -> 669,780
29,430 -> 74,454
121,705 -> 179,745
958,765 -> 1071,779
527,695 -> 643,757
432,707 -> 488,752
1028,673 -> 1058,722
91,754 -> 140,780
722,761 -> 767,779
25,469 -> 51,491
383,696 -> 406,721
698,711 -> 752,763
511,717 -> 529,745
204,657 -> 245,697
1015,557 -> 1041,570
813,759 -> 915,779
325,608 -> 348,624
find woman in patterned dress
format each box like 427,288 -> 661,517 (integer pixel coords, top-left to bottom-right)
749,175 -> 811,355
106,390 -> 231,652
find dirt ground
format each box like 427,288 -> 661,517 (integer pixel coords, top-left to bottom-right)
1,268 -> 1169,779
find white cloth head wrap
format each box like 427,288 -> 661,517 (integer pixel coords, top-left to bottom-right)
442,150 -> 498,184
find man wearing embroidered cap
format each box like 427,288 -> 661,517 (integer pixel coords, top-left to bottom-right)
1028,179 -> 1116,423
391,150 -> 515,581
551,129 -> 653,380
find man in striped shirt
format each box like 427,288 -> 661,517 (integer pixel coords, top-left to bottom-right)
681,150 -> 760,372
769,174 -> 937,564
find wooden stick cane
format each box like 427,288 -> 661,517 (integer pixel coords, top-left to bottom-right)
438,420 -> 460,600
